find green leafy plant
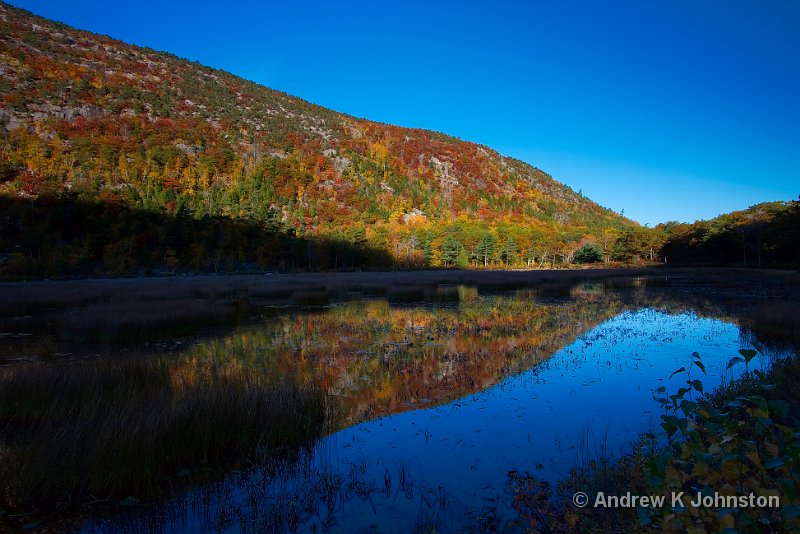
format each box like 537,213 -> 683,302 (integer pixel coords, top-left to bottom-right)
644,350 -> 800,532
509,350 -> 800,533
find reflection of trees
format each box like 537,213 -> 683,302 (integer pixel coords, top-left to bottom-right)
184,292 -> 632,426
171,273 -> 799,430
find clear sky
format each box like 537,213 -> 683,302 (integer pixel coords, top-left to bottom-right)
7,1 -> 799,226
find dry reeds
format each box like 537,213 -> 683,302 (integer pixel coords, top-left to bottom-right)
536,282 -> 573,298
743,301 -> 800,349
385,285 -> 426,303
0,354 -> 328,512
61,298 -> 244,342
291,289 -> 331,306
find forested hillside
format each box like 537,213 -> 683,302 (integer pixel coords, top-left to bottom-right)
658,200 -> 800,268
1,2 -> 655,277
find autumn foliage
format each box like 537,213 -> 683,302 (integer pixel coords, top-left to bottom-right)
0,3 -> 695,277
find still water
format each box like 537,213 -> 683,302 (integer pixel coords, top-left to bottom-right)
81,286 -> 783,533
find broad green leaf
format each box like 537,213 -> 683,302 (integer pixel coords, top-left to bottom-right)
726,356 -> 744,370
738,348 -> 758,364
691,379 -> 704,393
670,366 -> 686,379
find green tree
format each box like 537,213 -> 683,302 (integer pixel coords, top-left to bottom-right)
499,236 -> 518,265
441,235 -> 462,267
421,232 -> 434,266
475,232 -> 496,266
573,242 -> 603,263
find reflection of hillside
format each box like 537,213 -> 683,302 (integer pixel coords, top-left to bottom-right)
162,274 -> 799,430
181,291 -> 629,426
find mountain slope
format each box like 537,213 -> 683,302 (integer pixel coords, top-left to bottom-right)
0,2 -> 640,275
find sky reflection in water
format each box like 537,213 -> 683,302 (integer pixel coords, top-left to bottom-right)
91,304 -> 783,534
307,309 -> 757,532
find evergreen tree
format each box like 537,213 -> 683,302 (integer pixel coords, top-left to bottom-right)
574,242 -> 603,263
475,232 -> 496,266
421,232 -> 434,266
499,236 -> 518,265
441,235 -> 462,267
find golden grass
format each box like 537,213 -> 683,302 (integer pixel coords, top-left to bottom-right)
0,353 -> 329,513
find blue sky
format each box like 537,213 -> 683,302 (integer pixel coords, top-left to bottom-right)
8,1 -> 799,225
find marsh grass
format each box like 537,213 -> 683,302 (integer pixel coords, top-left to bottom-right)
356,284 -> 389,297
743,301 -> 800,348
0,355 -> 329,516
291,289 -> 331,306
61,298 -> 246,342
0,286 -> 107,315
536,282 -> 574,298
85,455 -> 497,534
425,285 -> 461,302
385,285 -> 426,303
602,277 -> 642,291
457,285 -> 479,302
1,268 -> 795,529
570,281 -> 605,298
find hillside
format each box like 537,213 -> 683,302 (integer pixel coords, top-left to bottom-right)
658,200 -> 800,268
0,2 -> 643,277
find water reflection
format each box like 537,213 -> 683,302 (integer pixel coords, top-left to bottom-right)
184,290 -> 629,426
83,295 -> 788,533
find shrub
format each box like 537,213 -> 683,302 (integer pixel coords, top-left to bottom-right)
574,243 -> 603,264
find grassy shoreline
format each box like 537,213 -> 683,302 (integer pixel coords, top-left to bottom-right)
0,350 -> 331,530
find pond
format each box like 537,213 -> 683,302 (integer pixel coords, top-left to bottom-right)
66,279 -> 790,533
